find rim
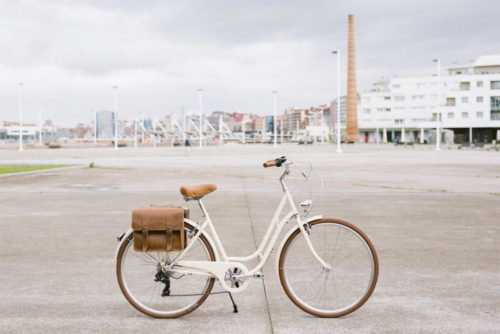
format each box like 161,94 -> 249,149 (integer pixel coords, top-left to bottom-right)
118,225 -> 214,316
280,221 -> 377,316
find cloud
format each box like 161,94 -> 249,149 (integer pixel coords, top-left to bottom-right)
0,0 -> 498,125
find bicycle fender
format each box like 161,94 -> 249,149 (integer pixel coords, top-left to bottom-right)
274,215 -> 322,283
115,227 -> 133,261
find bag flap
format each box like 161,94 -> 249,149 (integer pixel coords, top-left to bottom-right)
132,206 -> 184,231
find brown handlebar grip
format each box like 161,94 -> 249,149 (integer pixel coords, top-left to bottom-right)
263,160 -> 277,168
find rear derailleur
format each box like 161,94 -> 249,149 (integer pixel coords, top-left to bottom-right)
154,270 -> 171,297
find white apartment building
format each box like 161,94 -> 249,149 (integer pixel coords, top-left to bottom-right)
359,55 -> 500,143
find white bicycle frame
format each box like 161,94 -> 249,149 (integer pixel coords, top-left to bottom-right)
166,163 -> 329,293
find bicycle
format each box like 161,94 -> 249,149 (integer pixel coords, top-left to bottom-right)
115,156 -> 379,318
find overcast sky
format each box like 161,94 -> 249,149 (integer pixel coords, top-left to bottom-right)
0,0 -> 498,126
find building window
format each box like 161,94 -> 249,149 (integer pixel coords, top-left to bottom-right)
394,95 -> 405,102
385,108 -> 391,112
384,96 -> 391,100
392,84 -> 401,89
446,97 -> 456,106
363,108 -> 371,114
477,96 -> 483,103
412,95 -> 424,100
459,82 -> 470,91
476,112 -> 483,118
394,119 -> 404,125
461,97 -> 468,103
447,112 -> 454,119
461,112 -> 468,119
491,81 -> 500,89
491,96 -> 500,120
432,113 -> 442,121
377,108 -> 384,112
477,81 -> 483,87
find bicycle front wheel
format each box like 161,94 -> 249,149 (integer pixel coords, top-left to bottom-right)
278,219 -> 378,317
116,223 -> 216,318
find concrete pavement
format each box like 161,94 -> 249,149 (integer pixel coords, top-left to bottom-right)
0,144 -> 499,333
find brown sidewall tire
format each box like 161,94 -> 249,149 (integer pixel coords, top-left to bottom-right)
116,222 -> 216,318
278,218 -> 379,318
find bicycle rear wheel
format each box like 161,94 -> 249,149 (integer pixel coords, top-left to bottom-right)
116,223 -> 215,318
278,219 -> 378,317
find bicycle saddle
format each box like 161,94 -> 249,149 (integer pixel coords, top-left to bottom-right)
180,184 -> 217,198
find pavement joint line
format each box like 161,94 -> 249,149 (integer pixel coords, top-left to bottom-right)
0,165 -> 86,178
242,178 -> 274,334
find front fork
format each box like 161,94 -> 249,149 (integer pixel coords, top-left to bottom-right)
296,218 -> 331,270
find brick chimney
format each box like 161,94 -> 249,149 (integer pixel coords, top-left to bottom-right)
346,14 -> 358,143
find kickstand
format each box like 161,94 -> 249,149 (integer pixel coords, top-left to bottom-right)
227,292 -> 238,313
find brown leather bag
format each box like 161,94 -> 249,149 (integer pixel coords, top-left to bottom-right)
132,206 -> 188,252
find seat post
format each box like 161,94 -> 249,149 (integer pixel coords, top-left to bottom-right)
198,199 -> 209,218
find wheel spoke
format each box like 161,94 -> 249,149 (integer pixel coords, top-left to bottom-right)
117,224 -> 215,318
279,221 -> 378,317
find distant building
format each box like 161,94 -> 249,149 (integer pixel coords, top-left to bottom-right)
143,118 -> 153,131
265,115 -> 274,132
0,121 -> 38,142
359,54 -> 500,143
96,111 -> 115,139
330,97 -> 347,130
253,117 -> 266,133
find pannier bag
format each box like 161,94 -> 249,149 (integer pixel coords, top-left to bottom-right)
132,206 -> 188,252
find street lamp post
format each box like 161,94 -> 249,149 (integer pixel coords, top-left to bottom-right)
18,83 -> 23,152
113,86 -> 118,150
38,109 -> 43,147
332,50 -> 342,153
182,106 -> 186,145
280,118 -> 283,144
198,89 -> 203,148
134,118 -> 138,148
433,59 -> 441,151
141,112 -> 145,143
93,110 -> 97,146
272,91 -> 278,147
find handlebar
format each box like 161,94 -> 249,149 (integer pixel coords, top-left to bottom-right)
263,156 -> 287,168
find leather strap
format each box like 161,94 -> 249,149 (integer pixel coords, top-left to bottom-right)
166,228 -> 172,251
142,215 -> 148,252
142,227 -> 148,252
